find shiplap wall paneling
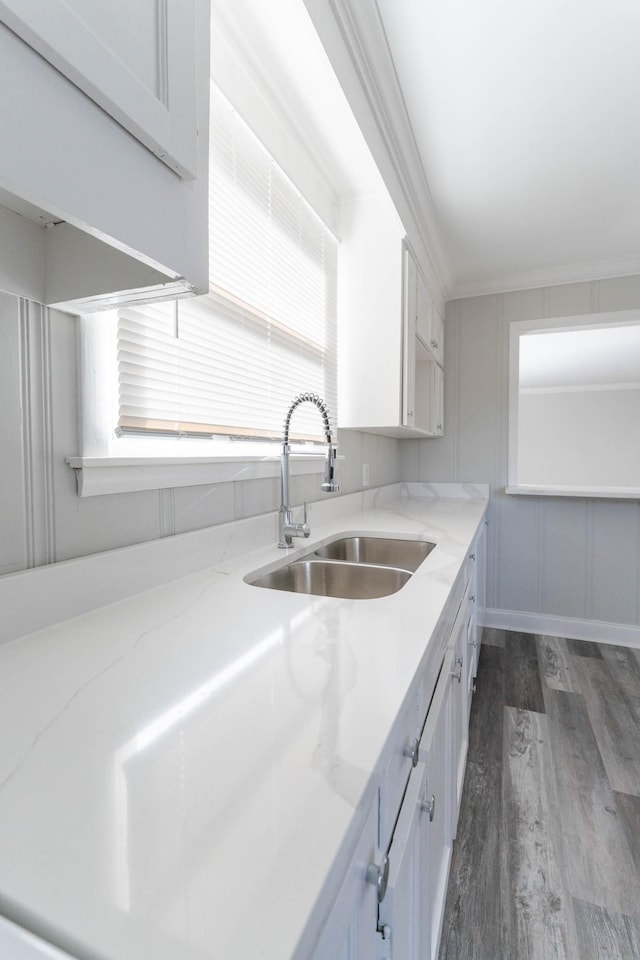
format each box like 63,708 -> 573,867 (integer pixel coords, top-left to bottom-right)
0,294 -> 403,573
403,274 -> 640,638
0,292 -> 28,575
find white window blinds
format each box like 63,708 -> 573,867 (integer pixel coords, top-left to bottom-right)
117,84 -> 339,443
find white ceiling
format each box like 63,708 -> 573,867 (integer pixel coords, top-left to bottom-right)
375,0 -> 640,296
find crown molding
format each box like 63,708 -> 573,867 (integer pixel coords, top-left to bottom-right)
451,256 -> 640,301
303,0 -> 453,304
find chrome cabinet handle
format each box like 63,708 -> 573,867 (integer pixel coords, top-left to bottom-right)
366,854 -> 390,902
403,737 -> 419,767
421,793 -> 436,822
452,656 -> 463,683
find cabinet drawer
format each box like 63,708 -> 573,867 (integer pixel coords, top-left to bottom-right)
378,687 -> 421,854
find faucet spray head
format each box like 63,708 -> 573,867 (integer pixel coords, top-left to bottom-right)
321,444 -> 340,493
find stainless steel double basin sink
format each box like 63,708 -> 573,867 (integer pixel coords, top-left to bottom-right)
246,535 -> 436,600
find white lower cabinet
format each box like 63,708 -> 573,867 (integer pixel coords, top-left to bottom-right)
380,645 -> 456,960
311,802 -> 379,959
420,650 -> 456,960
379,759 -> 430,959
312,546 -> 486,960
472,520 -> 488,676
449,581 -> 473,829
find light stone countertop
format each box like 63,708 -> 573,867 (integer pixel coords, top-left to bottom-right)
0,483 -> 488,960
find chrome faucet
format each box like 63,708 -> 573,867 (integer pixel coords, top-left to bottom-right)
279,393 -> 339,548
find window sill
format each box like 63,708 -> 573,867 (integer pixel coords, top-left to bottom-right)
66,454 -> 331,498
505,484 -> 640,500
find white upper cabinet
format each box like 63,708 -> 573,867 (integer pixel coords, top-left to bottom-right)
404,244 -> 445,437
430,307 -> 445,367
0,0 -> 198,179
416,273 -> 444,367
338,191 -> 445,438
0,0 -> 210,311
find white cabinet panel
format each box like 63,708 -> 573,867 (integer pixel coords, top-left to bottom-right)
433,362 -> 444,435
449,581 -> 472,828
380,644 -> 460,960
307,514 -> 486,959
379,761 -> 429,960
471,522 -> 487,674
0,915 -> 75,960
415,261 -> 444,366
311,802 -> 379,960
429,307 -> 444,366
338,203 -> 444,439
419,647 -> 455,960
405,245 -> 445,437
0,0 -> 198,178
402,244 -> 418,428
0,3 -> 209,308
414,344 -> 444,436
416,269 -> 430,346
337,191 -> 406,433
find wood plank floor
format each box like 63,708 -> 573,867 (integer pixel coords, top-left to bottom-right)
438,630 -> 640,960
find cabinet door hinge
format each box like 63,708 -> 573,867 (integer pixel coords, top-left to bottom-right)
375,923 -> 392,960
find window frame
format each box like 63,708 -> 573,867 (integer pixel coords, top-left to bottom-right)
70,70 -> 342,498
506,309 -> 640,500
70,311 -> 333,498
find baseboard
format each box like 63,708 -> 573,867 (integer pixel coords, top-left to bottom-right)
482,608 -> 640,650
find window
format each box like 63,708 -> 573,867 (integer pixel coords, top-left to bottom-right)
72,0 -> 390,496
507,311 -> 640,497
117,83 -> 339,445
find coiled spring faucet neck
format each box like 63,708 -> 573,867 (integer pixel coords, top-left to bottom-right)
283,392 -> 334,446
279,393 -> 339,548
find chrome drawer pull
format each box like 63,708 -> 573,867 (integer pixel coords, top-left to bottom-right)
421,793 -> 436,822
366,854 -> 390,902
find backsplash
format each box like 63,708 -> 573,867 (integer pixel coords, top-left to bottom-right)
0,482 -> 488,645
0,295 -> 402,576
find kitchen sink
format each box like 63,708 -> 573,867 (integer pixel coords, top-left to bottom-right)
313,535 -> 435,572
247,558 -> 412,600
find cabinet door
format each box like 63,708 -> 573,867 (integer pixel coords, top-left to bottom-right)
380,649 -> 458,960
416,270 -> 431,346
379,762 -> 430,960
419,647 -> 455,960
402,245 -> 417,428
311,801 -> 379,960
449,586 -> 472,831
429,308 -> 445,366
465,599 -> 476,721
414,350 -> 444,437
431,362 -> 444,436
0,0 -> 199,178
472,522 -> 487,674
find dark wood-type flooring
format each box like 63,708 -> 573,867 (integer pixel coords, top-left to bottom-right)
439,629 -> 640,960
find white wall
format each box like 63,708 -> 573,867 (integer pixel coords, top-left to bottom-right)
0,292 -> 401,576
518,387 -> 640,487
402,275 -> 640,637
